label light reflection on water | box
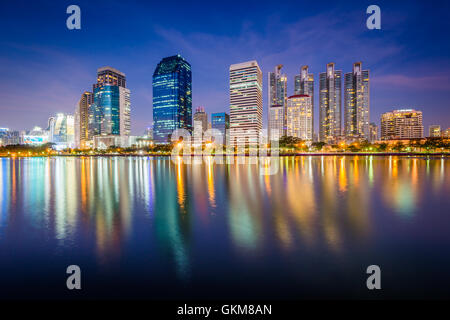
[0,156,449,299]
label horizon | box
[0,0,449,135]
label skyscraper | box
[369,122,378,142]
[75,91,93,149]
[90,67,130,140]
[211,112,230,145]
[319,63,342,143]
[344,62,370,141]
[286,95,313,141]
[193,106,208,146]
[268,105,284,139]
[193,107,208,132]
[381,109,424,140]
[268,65,287,137]
[152,55,192,143]
[229,60,262,146]
[294,66,314,137]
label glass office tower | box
[152,54,192,143]
[89,67,130,140]
[268,65,287,137]
[211,112,230,144]
[344,62,370,142]
[319,63,342,143]
[93,85,120,135]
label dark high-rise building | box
[75,91,93,148]
[152,55,192,143]
[211,112,230,145]
[319,63,342,143]
[268,65,287,137]
[344,62,370,141]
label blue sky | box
[0,0,449,134]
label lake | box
[0,156,449,299]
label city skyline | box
[0,0,449,134]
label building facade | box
[429,125,441,137]
[193,107,208,132]
[211,112,230,145]
[268,105,284,140]
[89,67,130,144]
[381,109,424,140]
[193,106,208,145]
[75,91,93,149]
[294,66,314,139]
[268,65,287,138]
[152,55,192,143]
[444,128,450,138]
[319,63,342,143]
[229,61,262,146]
[48,113,75,149]
[344,62,370,141]
[286,95,313,141]
[369,122,378,142]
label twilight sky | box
[0,0,449,135]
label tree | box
[311,142,326,151]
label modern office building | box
[0,128,9,146]
[268,105,284,139]
[294,66,314,137]
[319,63,342,143]
[193,106,208,132]
[211,112,230,145]
[152,55,192,143]
[193,106,208,145]
[75,91,93,148]
[369,122,378,142]
[429,125,441,137]
[48,113,75,149]
[89,67,130,143]
[380,109,424,140]
[144,127,153,139]
[268,65,287,137]
[444,128,450,138]
[22,126,49,145]
[344,62,370,141]
[229,60,262,146]
[4,131,21,145]
[286,94,313,141]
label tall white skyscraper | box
[294,66,314,139]
[319,63,342,143]
[268,65,287,138]
[229,61,262,146]
[344,62,370,141]
[286,95,313,141]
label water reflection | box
[0,156,449,287]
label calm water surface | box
[0,156,449,299]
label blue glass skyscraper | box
[93,85,120,135]
[152,55,192,143]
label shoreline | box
[1,152,449,158]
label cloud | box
[372,74,450,90]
